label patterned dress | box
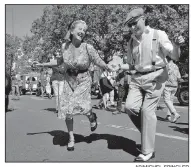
[57,42,107,120]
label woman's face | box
[71,23,87,41]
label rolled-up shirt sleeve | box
[158,30,173,57]
[158,30,180,60]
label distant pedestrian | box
[40,68,46,97]
[164,56,182,123]
[51,56,65,112]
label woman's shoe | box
[67,139,75,151]
[89,112,98,132]
[134,152,155,162]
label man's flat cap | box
[125,8,144,25]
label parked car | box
[176,77,189,106]
[20,73,40,95]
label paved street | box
[6,94,189,162]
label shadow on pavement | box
[6,108,15,113]
[168,126,189,135]
[157,116,169,122]
[43,108,57,113]
[176,122,189,125]
[173,102,181,106]
[27,130,139,157]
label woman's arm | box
[36,56,64,67]
[36,59,58,67]
[86,44,111,71]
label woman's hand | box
[107,64,120,72]
[35,63,43,67]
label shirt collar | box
[131,26,151,43]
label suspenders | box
[151,29,159,71]
[130,29,159,72]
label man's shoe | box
[67,139,75,151]
[112,110,121,115]
[134,152,155,162]
[172,114,180,123]
[165,115,171,122]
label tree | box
[6,34,22,76]
[24,5,188,73]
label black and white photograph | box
[5,3,189,163]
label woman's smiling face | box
[71,22,87,41]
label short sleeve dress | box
[58,42,107,120]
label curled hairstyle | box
[64,20,88,42]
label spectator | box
[164,56,182,123]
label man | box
[164,56,182,123]
[45,69,52,98]
[117,8,184,161]
[51,55,65,113]
[40,68,46,97]
[11,75,20,99]
[5,72,12,112]
[113,55,131,115]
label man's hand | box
[174,35,185,46]
[107,64,116,72]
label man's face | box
[128,16,145,37]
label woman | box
[36,20,113,151]
[45,70,52,98]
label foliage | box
[6,34,22,75]
[22,5,188,72]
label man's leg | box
[41,86,44,97]
[163,87,172,120]
[124,83,129,100]
[141,80,166,155]
[113,85,125,114]
[109,90,115,106]
[16,85,20,96]
[52,81,59,111]
[125,84,143,131]
[164,86,179,114]
[12,86,16,99]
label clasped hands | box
[107,64,121,72]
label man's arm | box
[158,30,184,61]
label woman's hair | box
[64,20,88,42]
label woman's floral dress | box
[57,42,108,120]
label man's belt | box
[135,67,165,75]
[67,69,88,76]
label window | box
[32,77,36,81]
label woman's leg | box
[65,117,75,150]
[103,93,107,108]
[86,109,98,132]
